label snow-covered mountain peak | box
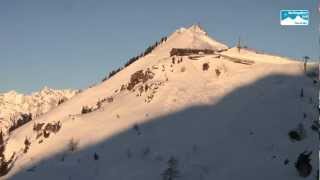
[158,25,228,52]
[175,24,207,35]
[175,27,187,33]
[1,25,318,180]
[187,24,207,34]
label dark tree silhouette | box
[237,37,241,53]
[102,35,167,82]
[162,157,180,180]
[23,137,31,153]
[8,113,32,133]
[295,151,312,177]
[202,63,209,71]
[172,57,175,64]
[0,131,15,176]
[94,152,99,160]
[288,130,301,141]
[81,106,93,114]
[133,124,141,136]
[300,88,304,98]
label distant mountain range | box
[1,25,318,180]
[0,87,78,134]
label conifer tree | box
[162,157,180,180]
[0,131,10,176]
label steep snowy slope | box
[1,25,318,180]
[0,87,78,134]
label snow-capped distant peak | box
[1,24,318,180]
[0,87,78,134]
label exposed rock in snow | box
[0,87,78,134]
[1,25,319,180]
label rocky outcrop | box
[0,87,78,134]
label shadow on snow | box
[9,73,319,180]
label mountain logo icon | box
[280,10,309,26]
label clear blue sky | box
[1,0,319,93]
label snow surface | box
[0,87,78,134]
[1,25,319,180]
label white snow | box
[158,25,228,52]
[1,25,318,180]
[0,87,78,134]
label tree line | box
[102,36,167,81]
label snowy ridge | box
[1,25,318,180]
[0,87,78,134]
[155,25,228,54]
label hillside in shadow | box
[8,73,319,180]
